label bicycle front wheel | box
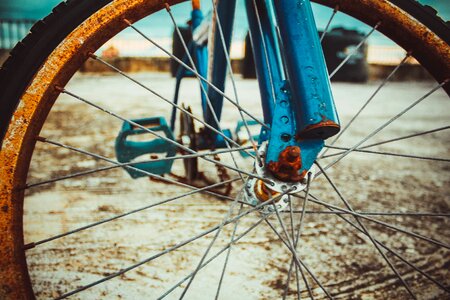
[0,0,449,299]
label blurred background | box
[0,0,448,81]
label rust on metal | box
[267,146,304,182]
[123,18,132,26]
[192,0,201,10]
[54,85,64,92]
[254,179,280,202]
[297,119,340,140]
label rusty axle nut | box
[286,146,300,162]
[267,146,304,182]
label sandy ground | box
[23,72,449,299]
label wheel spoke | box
[123,20,269,131]
[158,208,270,300]
[361,125,450,149]
[303,194,450,250]
[294,174,312,243]
[315,162,416,299]
[177,186,244,299]
[283,210,450,218]
[320,53,411,158]
[283,245,314,300]
[283,173,313,299]
[319,125,450,159]
[209,0,263,166]
[54,188,292,298]
[87,54,255,159]
[319,79,449,174]
[320,5,339,42]
[24,176,239,250]
[214,203,244,300]
[331,207,450,293]
[299,264,315,300]
[25,146,252,189]
[54,196,276,299]
[57,88,271,183]
[329,22,380,79]
[282,196,301,300]
[177,184,292,298]
[265,219,333,299]
[270,182,333,299]
[35,136,238,201]
[321,145,450,162]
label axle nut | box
[267,146,304,182]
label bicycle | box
[0,0,449,299]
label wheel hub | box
[244,142,315,213]
[267,145,305,182]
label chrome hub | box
[244,142,315,214]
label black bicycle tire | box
[0,0,113,147]
[389,0,449,45]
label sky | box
[0,0,448,22]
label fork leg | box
[261,0,340,181]
[273,0,340,140]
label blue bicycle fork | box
[246,0,340,180]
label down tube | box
[245,0,284,126]
[273,0,340,140]
[204,0,237,138]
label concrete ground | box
[23,72,449,299]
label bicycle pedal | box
[115,117,177,178]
